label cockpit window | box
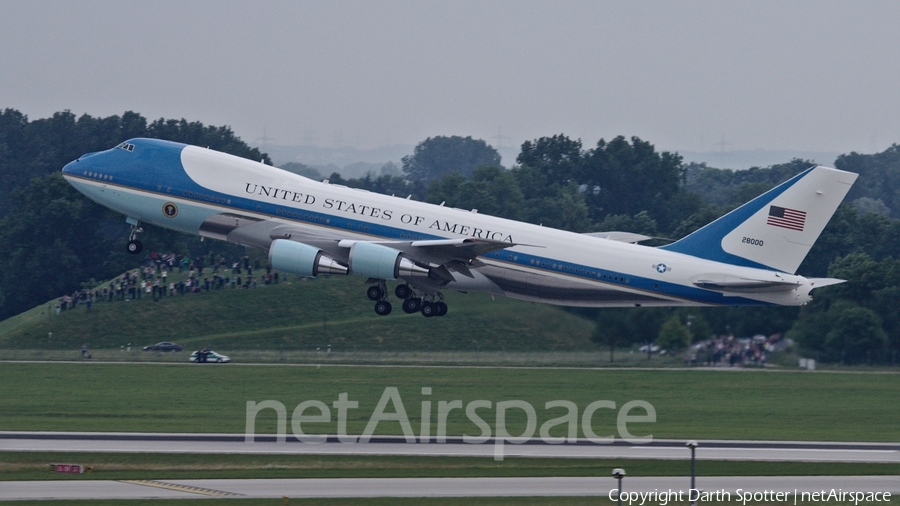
[115,142,135,152]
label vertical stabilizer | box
[662,166,858,273]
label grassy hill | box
[0,272,598,355]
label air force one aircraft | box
[62,139,858,317]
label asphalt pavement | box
[2,476,899,500]
[3,431,899,463]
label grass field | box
[3,452,899,482]
[1,363,897,440]
[0,275,600,354]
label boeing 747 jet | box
[62,139,857,317]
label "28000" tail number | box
[742,237,764,246]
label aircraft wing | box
[337,237,517,280]
[266,219,518,282]
[408,237,516,260]
[268,223,514,263]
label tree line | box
[1,109,899,363]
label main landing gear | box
[126,218,143,255]
[367,280,393,315]
[366,282,448,318]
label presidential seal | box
[162,202,179,218]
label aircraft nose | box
[61,150,105,176]
[61,159,79,174]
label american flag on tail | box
[767,205,806,231]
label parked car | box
[142,342,183,352]
[639,344,661,354]
[189,349,230,363]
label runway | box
[3,431,899,463]
[3,432,898,501]
[2,476,899,500]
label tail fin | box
[662,166,858,273]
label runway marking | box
[118,479,241,497]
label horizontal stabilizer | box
[583,231,653,243]
[692,273,801,293]
[807,278,846,289]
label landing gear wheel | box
[421,302,436,318]
[367,285,384,301]
[434,301,448,317]
[395,284,412,299]
[402,297,422,314]
[374,300,392,316]
[126,240,143,255]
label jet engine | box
[349,241,429,280]
[268,239,348,277]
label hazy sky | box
[2,0,899,155]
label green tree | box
[402,136,501,184]
[871,286,900,354]
[596,211,658,237]
[658,315,690,353]
[582,136,684,229]
[836,144,900,218]
[517,134,584,183]
[677,310,712,343]
[0,173,134,318]
[426,166,525,220]
[592,309,632,362]
[824,303,888,364]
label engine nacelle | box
[269,239,348,277]
[349,241,429,280]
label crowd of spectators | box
[55,252,282,314]
[688,334,783,367]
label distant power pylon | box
[490,127,510,150]
[254,127,276,147]
[713,134,732,153]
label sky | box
[2,0,899,158]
